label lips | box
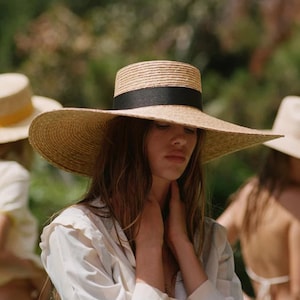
[165,152,186,163]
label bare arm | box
[166,181,207,295]
[135,199,165,292]
[217,193,251,300]
[171,239,208,295]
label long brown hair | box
[239,149,290,236]
[80,116,206,254]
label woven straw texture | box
[29,106,280,176]
[29,60,281,176]
[0,73,62,143]
[114,60,201,97]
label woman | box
[217,96,300,300]
[0,73,62,299]
[29,60,279,300]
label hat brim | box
[264,132,300,159]
[29,106,281,176]
[0,96,62,143]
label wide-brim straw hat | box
[264,95,300,159]
[29,60,281,176]
[0,73,62,143]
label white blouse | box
[40,202,243,300]
[0,160,42,285]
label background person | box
[0,73,62,300]
[217,96,300,300]
[29,60,279,300]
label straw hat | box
[0,73,62,143]
[264,96,300,159]
[29,60,281,176]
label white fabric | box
[246,267,289,300]
[0,160,42,284]
[40,202,243,300]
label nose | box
[171,128,187,146]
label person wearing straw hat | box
[217,96,300,300]
[0,73,62,300]
[29,60,280,300]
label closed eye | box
[154,122,170,129]
[184,127,197,134]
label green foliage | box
[0,0,53,69]
[29,155,89,234]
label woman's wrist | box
[171,239,208,295]
[169,236,193,259]
[135,245,164,291]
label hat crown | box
[272,96,300,140]
[114,60,202,97]
[0,73,34,126]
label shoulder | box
[278,185,300,220]
[45,205,97,230]
[40,203,121,263]
[204,217,227,247]
[205,216,225,231]
[42,204,108,242]
[221,177,257,217]
[233,177,257,203]
[201,217,235,263]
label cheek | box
[146,146,154,166]
[145,133,158,164]
[188,137,197,156]
[145,133,165,174]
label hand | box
[135,198,164,250]
[165,181,208,295]
[166,181,189,251]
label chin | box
[163,172,183,181]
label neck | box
[150,177,171,209]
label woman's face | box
[145,121,197,182]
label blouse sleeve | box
[187,219,243,300]
[41,218,170,300]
